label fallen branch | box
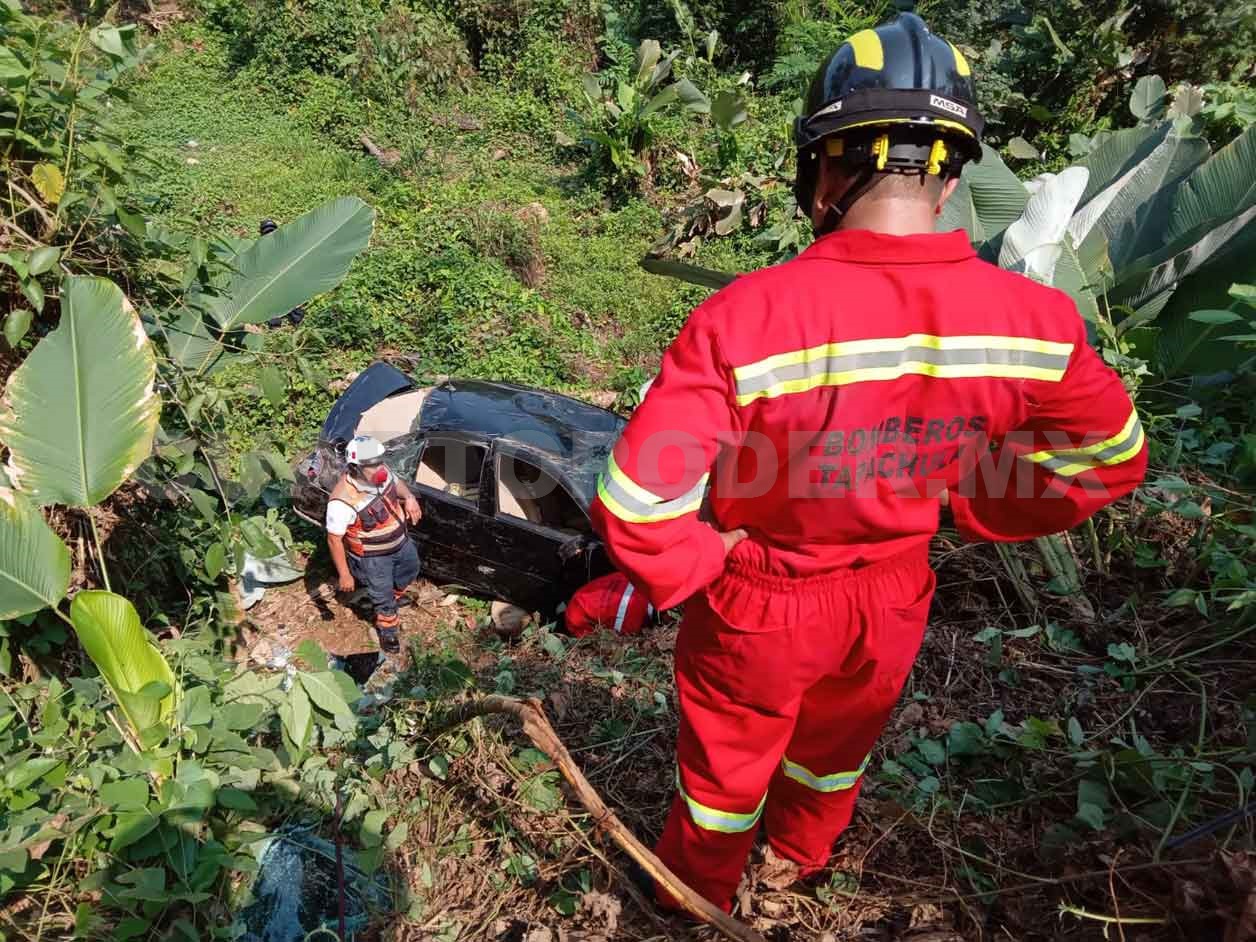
[359,134,399,168]
[1058,903,1168,928]
[436,695,766,942]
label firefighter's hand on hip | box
[405,496,422,524]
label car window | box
[415,439,487,505]
[387,436,424,481]
[495,454,591,536]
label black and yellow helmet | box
[794,10,984,222]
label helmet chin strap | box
[816,165,879,236]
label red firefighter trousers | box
[655,546,936,910]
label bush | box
[1199,80,1256,144]
[620,0,785,73]
[198,0,386,78]
[498,27,590,100]
[917,0,1255,152]
[348,6,474,105]
[563,38,713,188]
[289,71,370,149]
[764,18,846,95]
[460,203,547,287]
[0,6,151,325]
[436,0,599,78]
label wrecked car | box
[292,362,622,616]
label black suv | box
[292,362,621,615]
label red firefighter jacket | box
[564,572,654,638]
[590,228,1147,615]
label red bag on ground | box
[564,572,653,638]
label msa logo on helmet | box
[929,95,968,118]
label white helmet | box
[345,435,386,465]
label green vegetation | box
[2,0,1255,937]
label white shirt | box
[326,470,394,536]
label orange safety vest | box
[330,474,409,558]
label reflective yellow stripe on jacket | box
[732,334,1074,405]
[780,754,870,793]
[597,453,707,524]
[1021,406,1144,478]
[677,773,765,834]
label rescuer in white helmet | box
[325,435,423,653]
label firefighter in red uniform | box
[589,9,1148,912]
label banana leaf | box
[998,167,1089,283]
[1148,218,1256,375]
[70,590,179,736]
[1164,123,1256,246]
[0,276,159,508]
[209,197,375,331]
[1105,123,1210,269]
[165,307,233,374]
[1115,201,1256,310]
[1076,123,1169,205]
[0,491,70,620]
[941,144,1028,244]
[640,256,737,290]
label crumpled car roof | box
[420,379,624,506]
[320,362,625,507]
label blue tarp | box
[238,825,392,942]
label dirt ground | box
[241,543,1256,942]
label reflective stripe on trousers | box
[612,582,635,634]
[676,771,765,834]
[780,754,870,792]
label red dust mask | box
[359,464,388,486]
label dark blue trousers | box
[348,539,420,617]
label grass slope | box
[121,24,698,457]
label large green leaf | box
[639,256,736,290]
[1165,123,1256,246]
[208,197,375,331]
[635,39,662,85]
[641,82,679,118]
[1105,124,1210,268]
[1129,75,1167,123]
[1077,123,1168,204]
[1051,241,1101,322]
[165,307,228,374]
[998,167,1089,282]
[1150,223,1256,375]
[938,176,977,238]
[70,590,178,735]
[1117,201,1256,310]
[0,491,70,620]
[0,277,158,507]
[940,145,1028,244]
[1070,123,1208,269]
